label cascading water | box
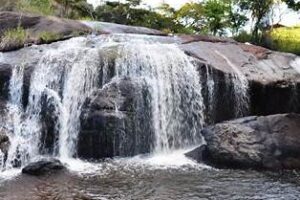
[113,42,205,153]
[2,38,101,169]
[0,34,252,172]
[4,64,24,169]
[215,50,249,117]
[203,64,216,122]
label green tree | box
[175,3,205,33]
[228,6,248,36]
[236,0,274,43]
[282,0,300,10]
[203,0,231,36]
[95,1,185,33]
[53,0,93,19]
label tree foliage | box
[203,0,231,36]
[1,0,298,48]
[235,0,275,42]
[282,0,300,10]
[94,1,187,33]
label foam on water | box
[61,149,211,177]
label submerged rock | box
[22,158,65,176]
[187,113,300,170]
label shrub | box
[234,31,253,43]
[38,31,60,43]
[17,0,54,16]
[0,27,27,49]
[268,26,300,55]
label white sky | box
[88,0,300,26]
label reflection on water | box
[1,157,300,200]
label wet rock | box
[181,40,300,122]
[78,78,154,159]
[0,131,10,161]
[188,114,300,170]
[82,21,167,36]
[0,11,91,52]
[185,145,208,163]
[0,63,12,99]
[22,158,65,176]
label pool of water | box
[1,153,300,200]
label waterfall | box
[204,65,216,122]
[0,34,253,171]
[113,42,205,153]
[5,65,24,169]
[215,50,249,117]
[2,38,101,169]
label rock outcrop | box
[180,39,300,122]
[0,19,299,162]
[82,21,167,36]
[0,11,91,51]
[78,78,154,159]
[22,158,65,176]
[186,113,300,170]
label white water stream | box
[0,34,252,176]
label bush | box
[268,26,300,55]
[0,26,27,49]
[38,31,60,43]
[17,0,54,16]
[234,31,252,43]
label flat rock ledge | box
[0,11,91,52]
[186,113,300,170]
[22,158,65,176]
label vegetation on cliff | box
[0,0,299,54]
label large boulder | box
[0,11,91,51]
[187,113,300,170]
[180,39,300,122]
[78,78,154,159]
[21,158,65,176]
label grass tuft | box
[0,26,27,49]
[38,31,60,43]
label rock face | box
[0,19,299,162]
[180,39,300,122]
[82,21,167,36]
[0,11,91,51]
[21,158,65,176]
[0,132,10,161]
[0,63,11,99]
[187,114,300,170]
[78,78,154,159]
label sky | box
[87,0,300,26]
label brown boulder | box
[187,114,300,170]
